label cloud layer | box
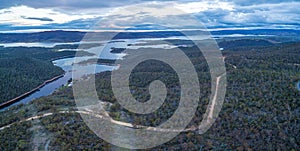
[0,0,299,31]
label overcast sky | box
[0,0,299,31]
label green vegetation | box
[77,58,116,66]
[0,46,93,104]
[0,57,63,103]
[0,39,299,150]
[0,122,32,150]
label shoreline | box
[0,73,65,109]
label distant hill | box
[211,29,300,36]
[218,39,276,50]
[0,29,299,43]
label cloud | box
[219,2,300,26]
[175,0,235,13]
[21,16,54,22]
[0,0,299,31]
[0,5,98,26]
[96,3,205,30]
[98,1,300,30]
[172,1,300,29]
[0,0,182,9]
[1,0,297,10]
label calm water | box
[1,38,191,111]
[0,41,125,111]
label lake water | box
[1,38,185,111]
[0,34,268,48]
[0,40,128,111]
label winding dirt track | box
[1,72,225,133]
[0,110,198,132]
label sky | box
[0,0,299,32]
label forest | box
[0,39,299,150]
[0,46,93,104]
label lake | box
[0,38,186,111]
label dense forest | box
[0,39,299,150]
[0,46,93,104]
